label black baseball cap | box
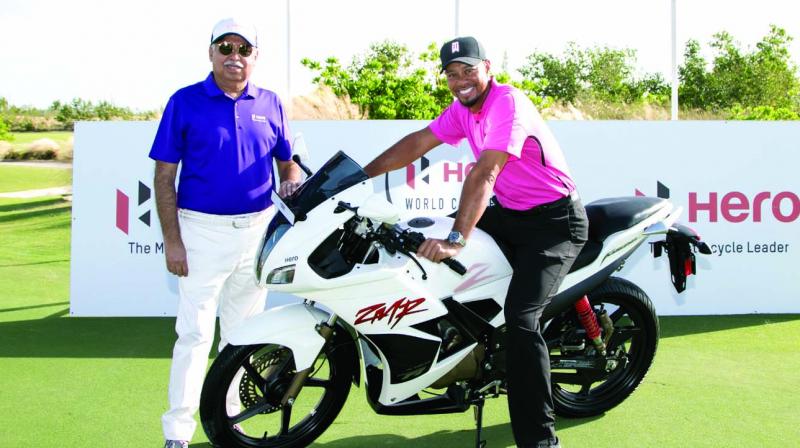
[439,36,487,72]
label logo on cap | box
[452,42,460,53]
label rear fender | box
[651,223,711,293]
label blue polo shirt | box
[149,73,292,215]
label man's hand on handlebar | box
[417,238,463,263]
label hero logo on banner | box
[635,180,670,199]
[637,181,796,258]
[688,190,799,223]
[116,181,152,234]
[115,181,163,256]
[634,181,798,224]
[383,153,474,216]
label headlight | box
[256,223,290,281]
[266,265,295,284]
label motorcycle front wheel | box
[200,341,353,448]
[546,276,659,418]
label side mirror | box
[291,133,313,177]
[358,194,401,224]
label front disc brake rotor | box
[239,347,292,413]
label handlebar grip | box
[442,257,467,276]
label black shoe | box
[534,437,561,448]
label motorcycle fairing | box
[362,330,479,405]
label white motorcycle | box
[199,151,710,448]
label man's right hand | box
[164,239,189,277]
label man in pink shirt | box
[364,36,588,448]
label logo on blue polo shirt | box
[251,114,267,123]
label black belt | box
[496,190,580,216]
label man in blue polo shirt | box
[149,17,301,448]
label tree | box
[302,41,451,119]
[585,47,635,101]
[49,98,139,130]
[518,44,667,105]
[518,43,586,103]
[0,116,12,141]
[749,25,799,109]
[678,40,709,109]
[679,25,800,113]
[0,97,11,141]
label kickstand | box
[473,398,487,448]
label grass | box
[6,131,73,146]
[0,165,72,193]
[1,171,798,447]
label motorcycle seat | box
[567,197,667,273]
[584,196,668,242]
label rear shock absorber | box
[574,296,606,356]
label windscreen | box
[284,151,369,221]
[256,151,369,280]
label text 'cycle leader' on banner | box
[70,121,799,316]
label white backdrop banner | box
[70,121,799,316]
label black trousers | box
[475,195,588,447]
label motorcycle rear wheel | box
[547,276,659,418]
[200,341,353,448]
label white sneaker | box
[163,440,188,448]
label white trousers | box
[162,207,274,441]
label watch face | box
[447,231,464,246]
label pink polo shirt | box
[429,78,576,210]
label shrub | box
[0,141,12,159]
[727,105,800,120]
[0,116,12,142]
[2,138,61,160]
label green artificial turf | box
[1,192,798,447]
[0,165,72,193]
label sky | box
[1,0,799,111]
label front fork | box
[574,296,614,355]
[280,312,339,407]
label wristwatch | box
[446,230,467,247]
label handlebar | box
[336,201,467,276]
[387,225,466,276]
[442,257,467,275]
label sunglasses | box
[216,41,254,57]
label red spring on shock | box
[574,296,606,354]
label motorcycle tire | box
[548,276,659,418]
[200,340,353,448]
